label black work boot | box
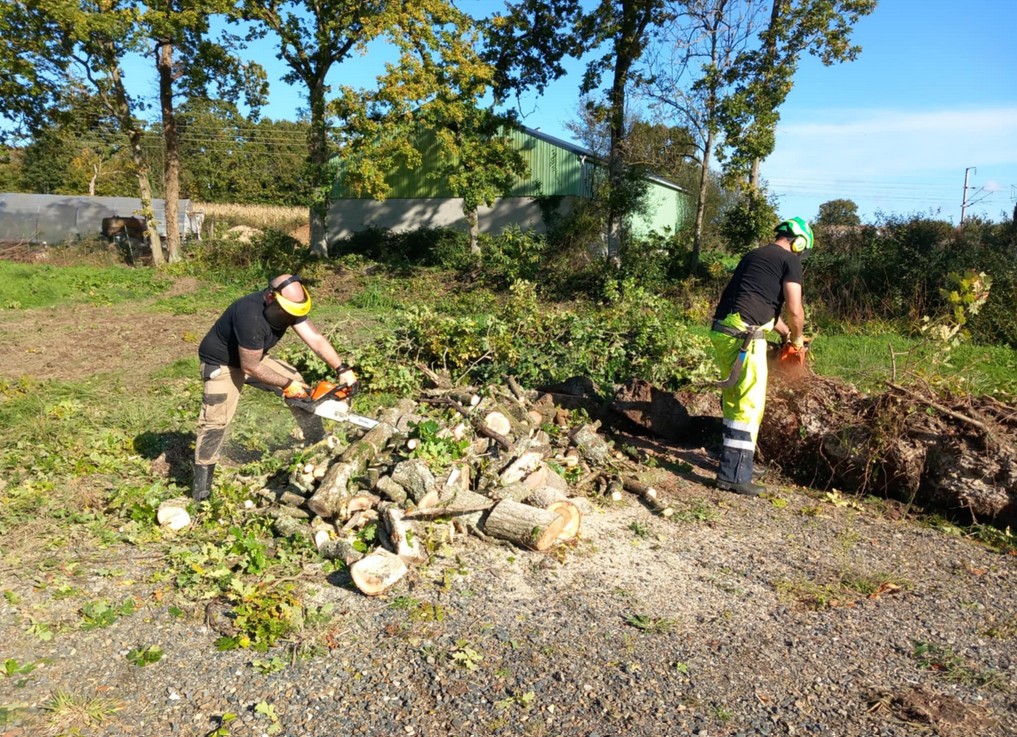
[716,443,765,497]
[192,463,215,501]
[716,479,766,497]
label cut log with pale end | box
[347,493,381,514]
[547,500,581,539]
[560,448,581,468]
[482,499,566,551]
[621,477,674,517]
[520,464,549,490]
[342,508,379,532]
[484,411,513,438]
[499,450,546,486]
[157,498,191,531]
[350,548,409,596]
[381,505,427,564]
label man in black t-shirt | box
[709,217,813,496]
[192,273,357,501]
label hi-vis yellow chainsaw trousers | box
[710,313,774,485]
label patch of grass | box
[0,261,173,310]
[623,613,674,633]
[981,614,1017,640]
[671,499,718,523]
[42,689,124,733]
[775,569,910,611]
[911,641,1007,689]
[811,331,1017,398]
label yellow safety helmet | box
[271,274,312,317]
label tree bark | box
[482,499,565,551]
[157,38,181,263]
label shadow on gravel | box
[326,567,358,592]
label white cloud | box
[766,107,1017,179]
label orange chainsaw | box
[284,380,379,429]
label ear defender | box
[775,217,814,254]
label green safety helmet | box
[775,217,814,254]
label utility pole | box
[960,166,976,224]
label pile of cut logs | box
[255,376,672,595]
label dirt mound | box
[289,223,311,245]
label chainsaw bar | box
[301,398,379,429]
[284,380,379,429]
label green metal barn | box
[326,125,691,245]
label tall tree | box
[643,0,766,265]
[240,0,388,256]
[336,3,526,253]
[486,0,669,257]
[815,197,860,226]
[1,0,166,262]
[245,0,506,256]
[719,0,876,189]
[1,0,263,263]
[580,0,669,256]
[148,0,267,261]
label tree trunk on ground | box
[483,499,565,551]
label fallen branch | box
[885,381,990,435]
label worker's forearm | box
[243,361,291,388]
[786,309,805,342]
[307,335,343,370]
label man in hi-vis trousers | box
[709,218,813,496]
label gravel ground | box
[2,465,1015,737]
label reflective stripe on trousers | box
[711,313,774,484]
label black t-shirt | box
[713,243,803,326]
[198,290,306,367]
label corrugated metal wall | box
[332,128,588,200]
[328,125,692,242]
[0,194,193,245]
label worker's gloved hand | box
[779,340,808,366]
[336,365,358,392]
[283,380,310,399]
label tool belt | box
[711,320,766,341]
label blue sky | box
[129,0,1017,225]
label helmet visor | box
[272,276,312,317]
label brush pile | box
[760,373,1017,526]
[253,375,673,595]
